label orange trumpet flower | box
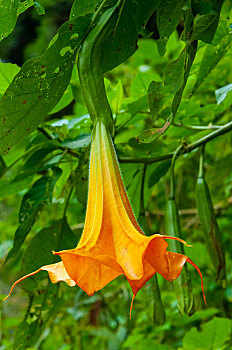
[4,121,206,315]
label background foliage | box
[0,0,232,349]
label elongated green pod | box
[165,145,195,315]
[165,199,195,315]
[195,150,226,286]
[78,5,118,134]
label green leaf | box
[128,95,148,115]
[0,0,19,41]
[17,0,35,15]
[0,62,20,97]
[0,0,39,42]
[33,2,45,15]
[148,81,166,119]
[215,83,232,104]
[70,0,98,18]
[0,174,34,199]
[101,0,161,73]
[183,317,232,350]
[136,120,171,144]
[21,217,76,276]
[192,19,232,93]
[111,80,123,115]
[48,83,74,114]
[127,169,143,218]
[164,50,186,94]
[156,0,183,55]
[148,160,171,188]
[0,155,6,177]
[61,134,91,149]
[192,13,219,43]
[0,15,90,154]
[5,167,62,261]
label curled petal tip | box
[187,257,207,307]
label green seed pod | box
[165,145,195,315]
[78,6,117,134]
[165,199,195,315]
[195,149,226,286]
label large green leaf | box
[0,0,38,42]
[0,62,20,97]
[0,0,19,41]
[101,0,161,73]
[183,317,232,350]
[156,0,183,55]
[192,19,232,94]
[0,15,90,154]
[5,167,62,261]
[70,0,98,18]
[21,217,76,276]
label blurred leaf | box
[112,80,123,115]
[5,167,62,261]
[148,160,171,188]
[33,2,45,15]
[128,95,148,115]
[0,15,90,154]
[127,169,143,218]
[0,62,20,96]
[21,217,76,275]
[183,317,232,350]
[215,83,232,104]
[0,155,6,176]
[61,134,91,149]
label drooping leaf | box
[156,0,183,55]
[5,167,62,261]
[0,16,90,154]
[192,13,220,43]
[164,50,186,94]
[70,0,98,19]
[192,19,232,94]
[101,0,161,73]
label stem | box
[170,145,182,200]
[63,187,74,219]
[198,144,205,179]
[173,123,221,130]
[119,121,232,164]
[140,164,147,216]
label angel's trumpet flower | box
[4,121,206,315]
